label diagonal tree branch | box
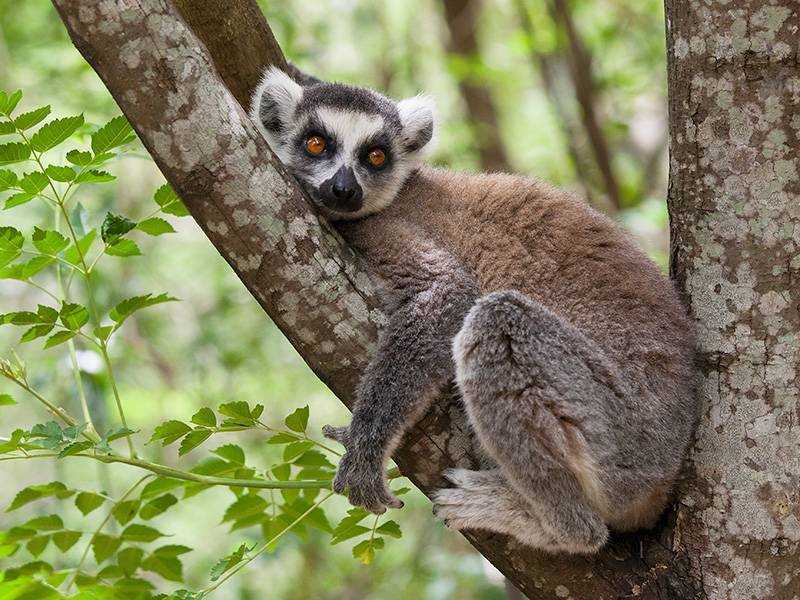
[52,1,798,598]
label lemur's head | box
[250,67,436,220]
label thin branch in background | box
[547,0,621,212]
[441,0,511,172]
[513,0,598,207]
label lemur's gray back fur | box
[249,67,698,553]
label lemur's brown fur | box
[338,166,696,532]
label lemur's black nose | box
[331,166,359,200]
[332,182,355,200]
[321,165,363,212]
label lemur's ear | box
[250,67,303,142]
[397,95,437,154]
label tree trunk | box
[440,0,511,172]
[665,0,800,597]
[51,0,799,597]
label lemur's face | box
[250,68,436,220]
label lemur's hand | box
[323,424,403,514]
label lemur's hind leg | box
[435,290,631,553]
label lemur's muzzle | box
[319,165,363,213]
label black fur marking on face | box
[358,131,394,173]
[297,83,403,131]
[259,94,285,134]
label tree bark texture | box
[51,0,799,598]
[441,0,511,172]
[665,0,800,597]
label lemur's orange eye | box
[306,135,326,155]
[367,148,386,168]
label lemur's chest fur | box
[337,166,692,384]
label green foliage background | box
[0,1,669,598]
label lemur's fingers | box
[322,424,350,446]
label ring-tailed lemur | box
[250,67,698,553]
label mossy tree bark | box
[51,0,799,597]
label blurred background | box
[0,0,669,598]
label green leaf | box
[284,406,309,433]
[154,544,191,557]
[75,491,106,515]
[190,407,216,428]
[267,432,298,445]
[136,217,175,236]
[94,324,113,341]
[113,500,141,525]
[0,310,39,325]
[74,169,115,184]
[53,530,82,552]
[0,429,25,454]
[26,535,50,557]
[66,149,92,166]
[101,212,137,244]
[109,293,177,325]
[105,426,136,442]
[19,171,48,193]
[209,543,248,581]
[139,494,178,520]
[178,429,212,456]
[140,478,184,500]
[105,238,141,257]
[0,225,23,268]
[153,183,189,216]
[60,302,89,329]
[44,329,76,348]
[30,115,84,153]
[218,401,254,423]
[375,520,402,538]
[283,440,314,462]
[27,421,64,448]
[32,227,69,254]
[0,120,14,135]
[212,444,245,465]
[117,546,144,577]
[0,168,18,190]
[20,323,55,343]
[92,116,136,154]
[0,393,16,406]
[21,514,63,531]
[92,534,121,563]
[121,524,164,543]
[4,191,35,209]
[352,537,384,564]
[45,164,76,182]
[7,481,72,511]
[0,141,30,165]
[14,106,51,130]
[331,507,371,544]
[0,89,23,115]
[63,229,96,265]
[141,553,184,582]
[149,420,191,446]
[58,440,93,457]
[222,494,268,523]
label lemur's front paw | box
[332,452,403,514]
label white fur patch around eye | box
[249,67,303,160]
[315,107,385,159]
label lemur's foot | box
[433,468,600,553]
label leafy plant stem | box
[64,473,154,592]
[202,490,336,597]
[99,341,136,458]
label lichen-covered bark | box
[51,1,799,598]
[666,1,800,597]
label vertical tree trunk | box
[666,0,800,597]
[441,0,511,172]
